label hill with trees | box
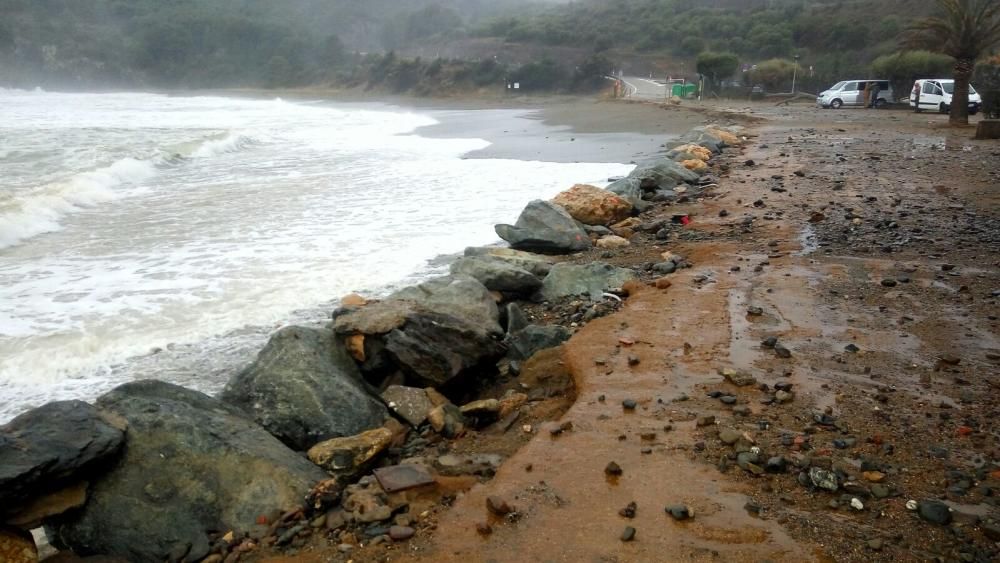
[2,0,994,96]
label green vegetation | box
[696,52,740,94]
[0,0,542,89]
[747,58,797,91]
[3,0,996,98]
[473,0,947,92]
[904,0,1000,124]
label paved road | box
[620,76,670,100]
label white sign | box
[513,83,520,89]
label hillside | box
[0,0,948,91]
[469,0,937,88]
[0,0,555,88]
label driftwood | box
[772,92,818,106]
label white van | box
[816,80,893,109]
[909,79,982,114]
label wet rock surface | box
[48,380,327,562]
[494,200,592,253]
[220,326,388,451]
[0,401,125,516]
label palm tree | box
[905,0,1000,125]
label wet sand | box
[250,100,999,563]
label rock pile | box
[0,122,739,562]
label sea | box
[0,89,634,422]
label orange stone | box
[654,277,673,289]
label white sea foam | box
[0,158,158,249]
[0,91,635,422]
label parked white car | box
[816,80,893,109]
[909,79,982,114]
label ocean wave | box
[189,133,258,158]
[0,158,158,250]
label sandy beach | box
[243,98,1000,563]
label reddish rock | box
[551,184,632,226]
[0,526,36,563]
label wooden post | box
[975,120,1000,140]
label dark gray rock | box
[388,275,501,335]
[0,401,125,516]
[605,178,651,212]
[916,499,952,525]
[220,326,387,451]
[333,275,502,387]
[462,247,552,278]
[540,262,637,301]
[380,386,433,427]
[665,504,692,520]
[494,200,591,254]
[449,257,541,294]
[808,467,840,491]
[504,303,530,335]
[384,311,503,386]
[507,325,572,361]
[48,381,326,563]
[628,159,699,188]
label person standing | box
[862,81,871,108]
[869,81,882,108]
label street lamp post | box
[791,54,800,94]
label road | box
[620,75,670,100]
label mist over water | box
[0,90,633,422]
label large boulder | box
[47,381,327,563]
[540,262,638,301]
[384,311,504,386]
[494,200,591,254]
[627,159,699,188]
[220,326,388,451]
[333,275,504,387]
[388,275,501,335]
[463,246,553,277]
[0,401,125,519]
[449,257,542,294]
[550,184,633,226]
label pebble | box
[774,343,792,358]
[695,415,716,427]
[619,501,637,518]
[844,344,860,353]
[627,355,641,366]
[389,526,415,541]
[747,306,764,316]
[665,504,692,520]
[867,538,883,551]
[881,278,897,287]
[761,336,777,348]
[476,522,493,535]
[605,461,623,476]
[622,399,637,410]
[620,526,636,542]
[486,496,512,516]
